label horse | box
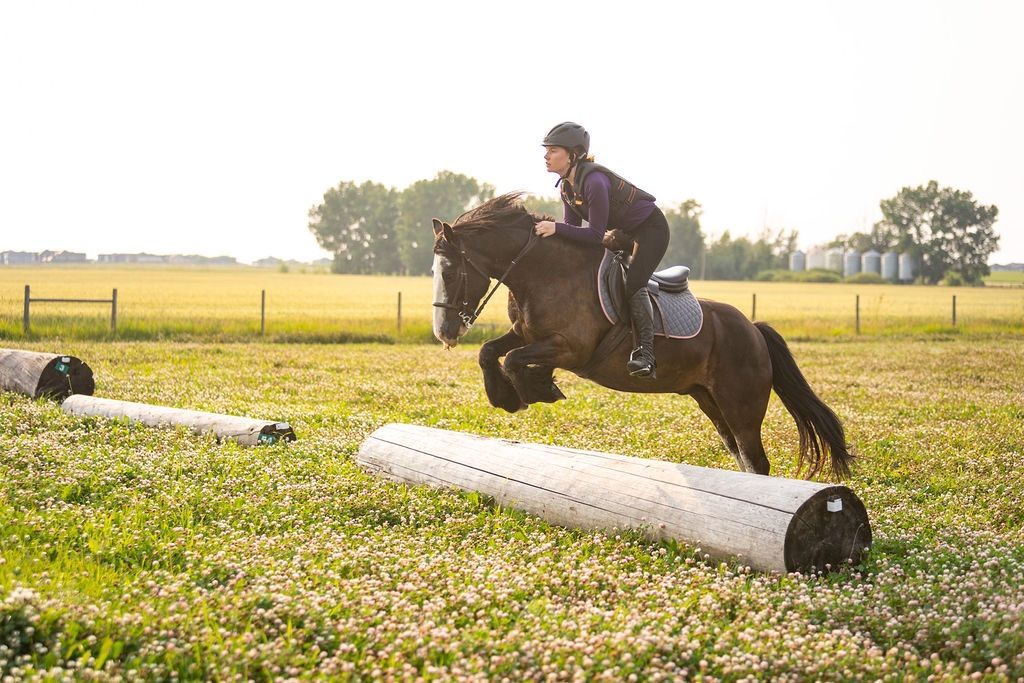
[431,193,853,480]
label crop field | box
[2,265,1023,341]
[2,334,1024,680]
[986,270,1024,287]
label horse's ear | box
[431,219,444,236]
[442,222,455,241]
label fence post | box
[952,295,957,326]
[397,292,402,335]
[751,293,756,320]
[855,294,860,335]
[111,288,118,334]
[261,289,266,336]
[23,285,30,334]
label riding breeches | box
[623,207,670,296]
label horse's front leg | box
[479,328,527,413]
[503,335,575,406]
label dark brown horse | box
[432,193,853,480]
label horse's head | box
[431,193,540,348]
[431,219,491,348]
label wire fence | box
[6,279,1022,342]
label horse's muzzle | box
[435,323,467,349]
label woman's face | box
[544,146,572,176]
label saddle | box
[598,251,704,339]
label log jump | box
[0,348,94,399]
[61,395,296,446]
[357,423,871,573]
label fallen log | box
[60,395,296,446]
[0,348,94,399]
[357,423,871,573]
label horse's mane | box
[451,192,547,233]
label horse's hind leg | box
[700,382,772,476]
[690,386,740,461]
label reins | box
[433,230,540,329]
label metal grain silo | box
[826,248,844,273]
[861,249,881,275]
[898,253,916,282]
[843,250,861,277]
[881,251,899,280]
[789,250,806,272]
[807,247,826,270]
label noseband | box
[433,231,539,328]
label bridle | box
[433,230,539,329]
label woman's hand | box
[534,220,556,238]
[602,229,634,252]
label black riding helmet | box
[542,122,590,156]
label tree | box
[834,231,876,253]
[396,171,495,275]
[660,199,705,270]
[308,181,401,274]
[704,232,752,280]
[702,228,793,280]
[521,195,562,219]
[763,227,799,270]
[877,181,999,284]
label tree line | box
[309,173,998,282]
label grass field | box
[2,337,1023,680]
[2,265,1024,341]
[985,270,1024,287]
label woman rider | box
[534,122,669,379]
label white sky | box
[1,0,1022,265]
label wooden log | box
[357,424,872,574]
[0,348,95,399]
[60,395,296,446]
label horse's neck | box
[504,236,600,300]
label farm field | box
[986,270,1024,287]
[2,265,1024,341]
[2,337,1023,680]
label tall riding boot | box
[626,289,657,379]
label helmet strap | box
[559,152,581,185]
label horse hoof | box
[491,393,527,413]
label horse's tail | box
[754,322,854,481]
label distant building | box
[0,250,40,265]
[788,250,806,271]
[825,248,844,273]
[40,250,87,263]
[861,250,881,275]
[881,251,899,281]
[898,253,916,282]
[843,250,861,277]
[167,254,238,265]
[98,253,169,263]
[806,247,826,270]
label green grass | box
[3,265,1023,341]
[2,338,1023,680]
[985,270,1024,287]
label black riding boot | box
[626,289,657,379]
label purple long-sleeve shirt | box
[554,171,657,244]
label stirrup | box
[627,347,656,378]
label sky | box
[1,1,1022,265]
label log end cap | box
[784,486,872,573]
